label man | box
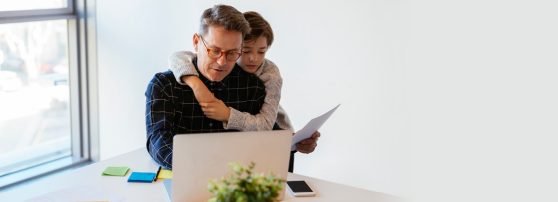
[145,4,318,170]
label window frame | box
[0,0,98,189]
[0,0,73,22]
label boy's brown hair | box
[243,11,274,47]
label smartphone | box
[286,180,316,197]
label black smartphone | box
[286,180,316,197]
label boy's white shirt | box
[168,51,293,131]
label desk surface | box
[10,149,400,202]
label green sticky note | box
[102,166,130,176]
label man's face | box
[194,26,243,82]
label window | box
[0,0,95,188]
[0,0,68,12]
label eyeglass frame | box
[197,34,242,62]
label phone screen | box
[287,181,313,192]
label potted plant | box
[208,162,285,202]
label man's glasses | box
[198,34,242,62]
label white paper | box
[291,104,340,150]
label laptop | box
[170,130,292,202]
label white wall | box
[408,1,558,201]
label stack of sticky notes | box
[102,166,130,176]
[157,169,173,180]
[127,172,157,183]
[102,165,170,183]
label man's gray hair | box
[199,4,251,37]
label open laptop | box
[170,130,292,202]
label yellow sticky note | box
[157,169,173,179]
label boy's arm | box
[275,105,294,131]
[184,77,216,103]
[224,60,282,131]
[168,51,215,103]
[168,51,198,85]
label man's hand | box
[200,99,230,122]
[296,131,320,154]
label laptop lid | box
[171,130,292,202]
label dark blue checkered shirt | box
[145,60,266,169]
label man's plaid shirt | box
[145,62,266,169]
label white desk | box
[12,149,401,201]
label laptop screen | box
[171,130,292,202]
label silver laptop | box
[171,130,292,202]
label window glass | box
[0,20,71,177]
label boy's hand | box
[200,99,230,122]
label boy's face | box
[237,36,268,74]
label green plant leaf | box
[208,162,284,202]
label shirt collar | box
[192,57,228,92]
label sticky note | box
[102,166,130,176]
[157,169,173,179]
[127,172,156,183]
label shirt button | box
[209,123,213,127]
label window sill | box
[0,155,90,189]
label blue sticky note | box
[127,172,157,183]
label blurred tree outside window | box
[0,0,90,188]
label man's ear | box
[192,34,199,52]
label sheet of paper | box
[102,166,129,176]
[291,104,340,150]
[157,169,173,179]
